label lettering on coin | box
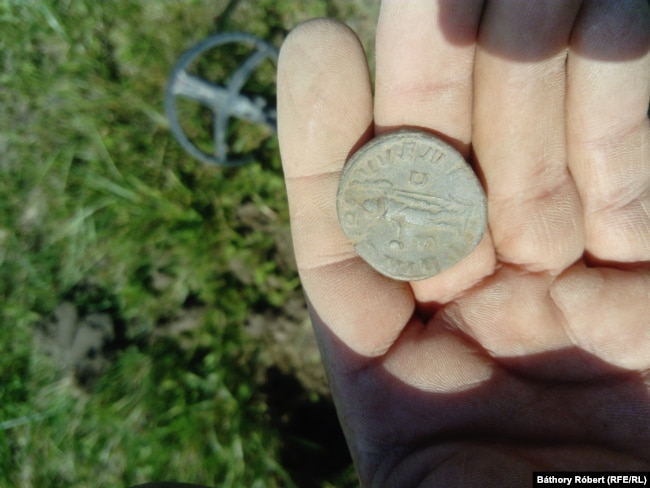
[336,129,487,281]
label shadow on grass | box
[261,366,353,487]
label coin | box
[336,129,487,281]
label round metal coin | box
[336,129,487,281]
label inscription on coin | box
[336,129,487,281]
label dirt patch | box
[245,294,329,396]
[35,301,120,389]
[234,204,352,485]
[233,201,330,395]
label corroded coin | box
[337,129,487,281]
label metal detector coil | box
[165,33,278,167]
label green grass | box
[0,1,376,486]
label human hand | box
[277,1,650,486]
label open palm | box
[277,1,650,486]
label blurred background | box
[0,1,378,486]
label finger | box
[277,19,414,357]
[374,0,485,151]
[440,266,584,381]
[375,0,495,303]
[551,265,650,371]
[382,316,494,392]
[473,0,585,273]
[410,232,495,309]
[567,0,650,263]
